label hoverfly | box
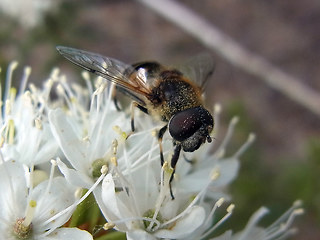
[56,46,214,199]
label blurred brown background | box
[0,0,319,239]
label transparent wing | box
[178,53,215,90]
[56,46,151,105]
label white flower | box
[48,76,174,228]
[101,169,207,240]
[44,65,301,239]
[0,160,92,240]
[48,81,132,189]
[95,104,253,238]
[0,62,58,167]
[47,71,263,240]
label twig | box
[137,0,320,117]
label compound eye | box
[169,107,203,142]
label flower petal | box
[49,109,90,172]
[31,177,78,230]
[126,229,156,240]
[57,159,93,188]
[43,227,93,240]
[154,206,206,239]
[98,173,132,231]
[0,161,27,225]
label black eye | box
[168,106,213,142]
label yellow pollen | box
[34,118,43,130]
[210,168,220,180]
[216,198,225,207]
[112,126,127,140]
[112,139,118,155]
[22,200,37,228]
[9,87,17,101]
[92,158,108,178]
[103,222,115,230]
[70,96,77,103]
[294,208,305,215]
[13,218,32,239]
[227,204,235,213]
[151,130,157,137]
[0,136,5,148]
[101,165,108,174]
[5,100,11,115]
[110,156,118,166]
[8,119,15,144]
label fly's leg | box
[127,102,148,138]
[108,85,122,111]
[158,126,181,199]
[169,144,182,200]
[182,153,194,164]
[158,125,168,166]
[113,94,122,111]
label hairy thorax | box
[148,70,203,122]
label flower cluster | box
[0,62,303,239]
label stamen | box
[149,162,171,231]
[211,103,222,139]
[56,83,73,111]
[112,139,118,155]
[9,87,17,104]
[213,116,239,159]
[92,158,108,178]
[101,165,108,174]
[35,160,57,211]
[103,222,115,230]
[93,81,108,96]
[18,66,31,96]
[233,133,256,158]
[50,67,60,81]
[227,204,235,213]
[13,218,33,239]
[22,200,37,226]
[8,119,15,144]
[4,61,18,111]
[81,71,92,92]
[75,188,83,199]
[0,137,4,148]
[112,126,128,140]
[267,200,302,231]
[265,203,304,240]
[29,83,37,95]
[32,160,57,211]
[210,167,221,180]
[214,148,225,159]
[201,203,235,239]
[40,169,107,237]
[214,103,222,114]
[110,156,118,166]
[203,198,225,227]
[161,182,210,228]
[59,75,77,103]
[45,78,54,91]
[143,209,163,230]
[236,207,269,240]
[111,216,161,230]
[5,99,11,116]
[34,117,43,130]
